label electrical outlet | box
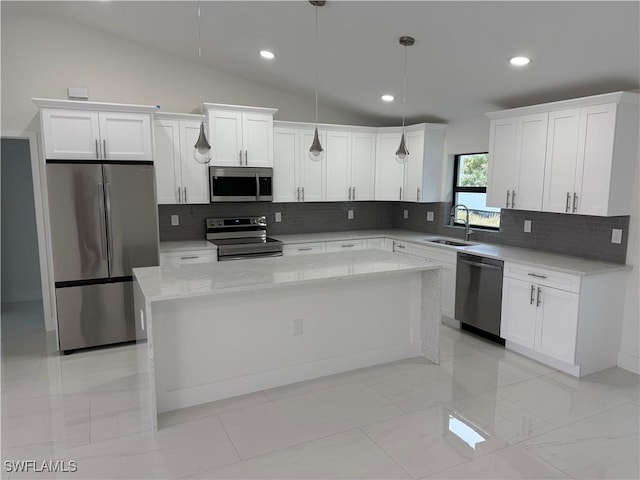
[404,209,409,219]
[348,209,354,220]
[275,212,282,223]
[426,211,434,222]
[612,228,623,244]
[293,319,303,336]
[524,220,531,233]
[170,215,179,226]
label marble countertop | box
[159,241,217,253]
[134,249,441,302]
[272,229,630,277]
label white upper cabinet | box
[325,129,352,201]
[37,100,154,161]
[154,114,209,204]
[486,113,547,211]
[350,131,376,201]
[298,128,326,202]
[375,124,446,202]
[273,127,299,203]
[488,91,639,216]
[204,104,277,167]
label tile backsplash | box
[159,201,630,264]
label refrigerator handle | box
[105,183,114,263]
[97,183,108,260]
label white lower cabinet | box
[160,250,218,267]
[365,238,386,251]
[325,239,367,252]
[282,242,326,256]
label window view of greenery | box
[453,153,501,229]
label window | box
[452,153,500,229]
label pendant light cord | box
[314,4,319,127]
[401,43,408,130]
[198,1,204,116]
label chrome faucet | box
[450,204,474,241]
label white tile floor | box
[2,300,639,479]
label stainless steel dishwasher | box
[455,252,504,342]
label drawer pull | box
[396,244,405,249]
[341,244,355,248]
[180,256,199,260]
[536,287,542,307]
[297,247,313,251]
[527,272,547,279]
[530,285,535,305]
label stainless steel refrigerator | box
[46,162,159,353]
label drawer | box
[283,242,327,256]
[408,243,457,264]
[326,239,367,252]
[160,250,218,267]
[365,237,386,251]
[505,262,581,293]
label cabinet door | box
[298,129,326,202]
[242,112,273,167]
[512,113,547,211]
[273,127,299,202]
[487,118,517,208]
[179,121,209,204]
[41,109,100,160]
[325,130,352,201]
[501,277,536,348]
[209,110,243,166]
[153,119,181,204]
[575,104,617,216]
[543,109,581,213]
[375,133,405,201]
[404,130,425,203]
[537,286,579,364]
[365,238,386,250]
[99,112,152,161]
[351,132,376,201]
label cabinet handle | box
[245,150,248,166]
[536,287,542,307]
[506,190,511,208]
[301,187,305,201]
[239,150,243,165]
[417,187,420,202]
[565,192,571,212]
[341,244,355,248]
[95,139,100,159]
[296,187,300,201]
[396,244,405,250]
[530,285,535,305]
[348,187,352,201]
[184,187,187,203]
[103,139,107,160]
[511,190,516,208]
[352,186,355,200]
[298,247,313,251]
[527,272,547,279]
[572,193,578,213]
[177,187,182,203]
[399,187,402,200]
[180,256,199,260]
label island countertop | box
[133,249,441,302]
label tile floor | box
[2,300,639,479]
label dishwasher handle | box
[458,258,503,271]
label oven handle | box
[219,252,283,261]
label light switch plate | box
[404,209,409,219]
[347,209,354,220]
[170,215,179,226]
[275,212,282,223]
[426,211,434,222]
[612,228,623,244]
[524,220,531,233]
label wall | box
[0,15,375,134]
[1,139,42,303]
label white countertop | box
[159,240,217,253]
[272,229,630,277]
[134,249,441,302]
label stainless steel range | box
[206,216,283,261]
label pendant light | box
[308,1,325,162]
[395,35,415,164]
[193,1,212,164]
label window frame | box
[452,152,499,231]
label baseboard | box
[617,351,640,374]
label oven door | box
[209,167,272,202]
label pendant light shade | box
[193,1,212,164]
[308,0,325,162]
[395,35,414,164]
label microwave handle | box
[255,173,260,200]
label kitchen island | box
[133,249,441,430]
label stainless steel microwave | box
[209,167,273,202]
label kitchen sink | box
[424,238,471,247]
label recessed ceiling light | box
[381,94,395,102]
[509,56,531,66]
[260,50,276,60]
